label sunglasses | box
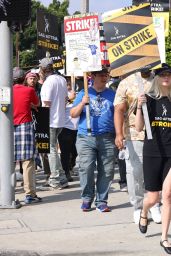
[159,72,171,77]
[95,73,109,77]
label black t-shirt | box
[143,95,171,157]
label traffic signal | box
[0,0,31,22]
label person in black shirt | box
[135,64,171,254]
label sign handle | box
[83,72,91,136]
[135,73,152,140]
[71,73,75,91]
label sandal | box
[160,240,171,254]
[139,210,148,234]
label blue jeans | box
[48,128,67,182]
[76,133,116,207]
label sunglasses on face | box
[95,73,109,77]
[159,72,171,77]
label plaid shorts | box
[14,122,39,163]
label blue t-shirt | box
[72,87,115,135]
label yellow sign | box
[108,24,156,63]
[102,3,161,77]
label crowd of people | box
[12,59,171,254]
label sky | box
[40,0,132,14]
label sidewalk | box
[0,170,168,256]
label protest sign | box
[102,3,161,77]
[37,9,63,70]
[32,107,50,153]
[153,16,166,63]
[64,13,102,76]
[99,23,110,66]
[132,0,170,36]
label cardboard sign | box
[153,16,166,63]
[37,8,63,70]
[99,23,110,66]
[32,107,50,153]
[132,0,170,36]
[102,4,161,77]
[64,13,102,76]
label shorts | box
[143,156,171,191]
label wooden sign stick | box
[71,73,75,91]
[135,73,152,139]
[83,72,91,136]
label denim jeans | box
[76,133,116,207]
[125,140,145,210]
[48,127,67,182]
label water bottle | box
[118,140,126,160]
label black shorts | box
[143,156,171,191]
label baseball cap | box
[39,58,53,68]
[155,63,171,76]
[91,66,109,75]
[13,67,25,80]
[139,65,152,73]
[25,72,38,79]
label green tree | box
[48,0,69,21]
[166,11,171,66]
[14,0,70,68]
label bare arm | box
[31,101,40,112]
[68,91,76,101]
[70,95,89,118]
[135,94,146,132]
[42,101,51,108]
[114,102,127,150]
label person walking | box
[13,67,42,204]
[24,71,51,177]
[114,68,161,224]
[40,57,68,189]
[135,64,171,254]
[70,67,116,212]
[58,76,79,182]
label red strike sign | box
[64,16,98,33]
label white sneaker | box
[150,203,161,224]
[133,209,141,224]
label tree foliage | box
[14,0,70,68]
[14,2,171,68]
[166,11,171,66]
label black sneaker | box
[66,174,74,182]
[120,183,128,192]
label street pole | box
[81,0,89,13]
[0,21,19,208]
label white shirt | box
[65,103,79,130]
[41,74,67,128]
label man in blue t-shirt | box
[70,67,116,212]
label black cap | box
[155,63,171,76]
[91,66,109,75]
[139,65,152,73]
